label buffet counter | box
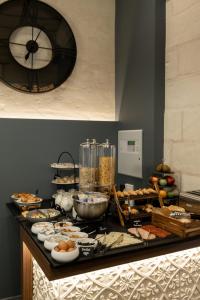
[8,203,200,300]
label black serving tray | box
[7,200,183,268]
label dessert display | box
[52,176,79,185]
[96,232,142,249]
[44,234,69,251]
[51,240,79,263]
[26,209,60,222]
[31,222,54,235]
[51,163,79,169]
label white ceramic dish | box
[51,245,79,263]
[65,232,88,241]
[61,226,81,235]
[37,229,55,242]
[44,235,69,251]
[54,221,73,231]
[31,222,54,235]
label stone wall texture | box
[165,0,200,191]
[0,0,115,121]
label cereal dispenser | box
[98,139,116,192]
[79,139,99,191]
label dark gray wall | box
[0,0,166,298]
[116,0,165,187]
[0,119,117,299]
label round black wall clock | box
[0,0,77,93]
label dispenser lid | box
[80,139,99,147]
[99,139,115,148]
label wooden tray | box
[152,212,200,238]
[179,197,200,214]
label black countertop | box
[7,201,200,280]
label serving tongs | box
[170,211,200,220]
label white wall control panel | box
[118,130,143,178]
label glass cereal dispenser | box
[79,139,99,191]
[98,139,116,192]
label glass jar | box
[79,139,99,191]
[98,139,116,192]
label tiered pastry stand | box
[51,151,79,191]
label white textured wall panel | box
[33,247,200,300]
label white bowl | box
[65,231,88,241]
[61,226,80,235]
[44,234,69,251]
[51,245,79,263]
[31,222,53,235]
[54,221,73,232]
[37,229,55,242]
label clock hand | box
[25,29,41,60]
[9,42,26,47]
[25,51,31,60]
[25,26,34,60]
[34,29,41,42]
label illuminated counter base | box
[32,247,200,300]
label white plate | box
[50,163,79,169]
[14,198,43,207]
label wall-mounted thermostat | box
[118,130,143,178]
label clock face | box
[0,0,77,93]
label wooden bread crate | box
[152,212,200,238]
[179,197,200,214]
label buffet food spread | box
[8,142,200,268]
